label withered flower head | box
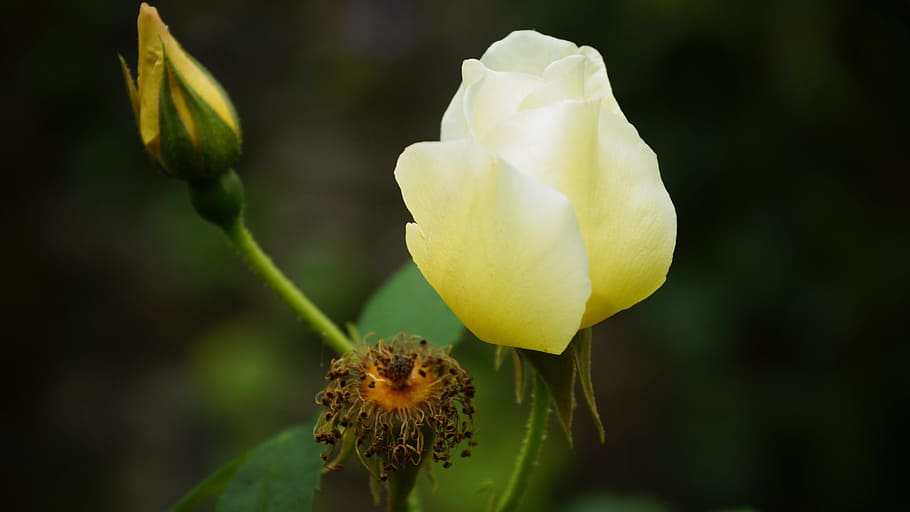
[315,334,476,479]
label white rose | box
[394,31,677,354]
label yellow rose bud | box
[394,31,677,354]
[119,3,241,180]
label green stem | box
[387,464,421,512]
[494,374,550,512]
[224,219,354,356]
[405,491,423,512]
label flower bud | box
[119,3,241,180]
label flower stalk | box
[222,213,354,357]
[494,374,550,512]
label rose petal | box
[484,98,601,192]
[518,54,587,110]
[486,100,676,326]
[441,59,541,142]
[459,59,542,141]
[577,46,622,115]
[395,140,591,354]
[582,106,676,326]
[480,30,578,76]
[137,4,167,151]
[440,83,468,141]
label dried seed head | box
[314,334,476,473]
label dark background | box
[6,0,909,510]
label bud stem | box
[386,458,423,512]
[210,197,354,356]
[494,374,550,512]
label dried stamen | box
[314,334,476,474]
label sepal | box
[117,54,139,129]
[519,328,606,445]
[158,50,241,180]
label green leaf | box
[357,261,464,347]
[520,344,577,446]
[170,453,251,512]
[573,328,605,443]
[216,421,323,512]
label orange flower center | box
[361,357,437,411]
[314,335,476,474]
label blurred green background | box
[6,0,909,510]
